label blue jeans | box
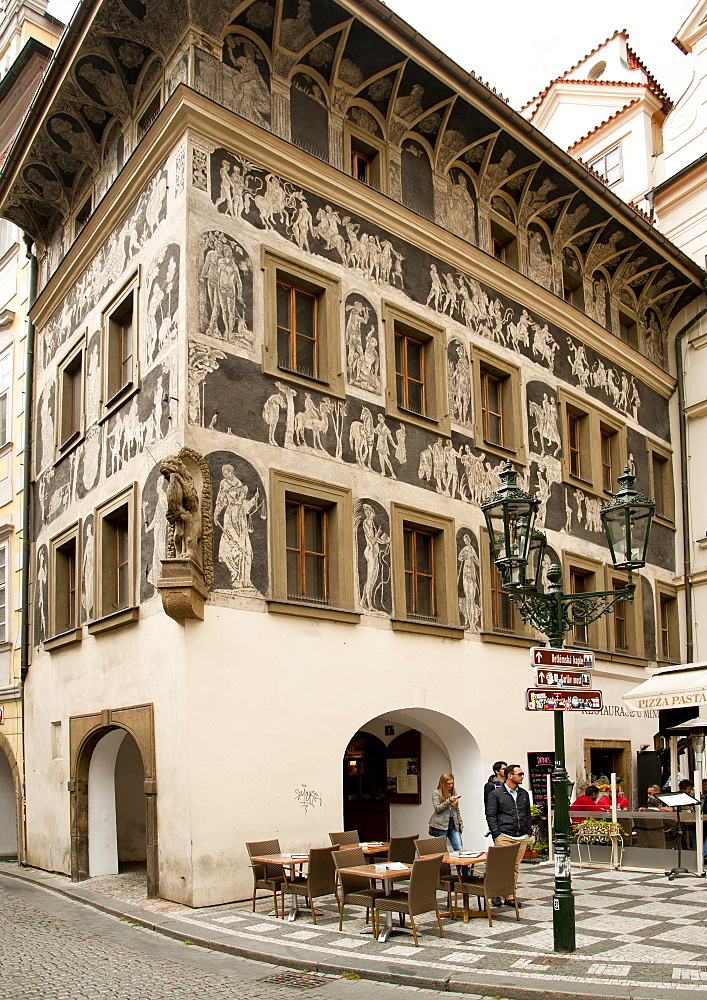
[447,827,463,851]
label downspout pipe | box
[675,288,707,664]
[19,233,36,865]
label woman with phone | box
[429,772,463,850]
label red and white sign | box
[530,647,594,669]
[534,668,592,689]
[0,706,4,724]
[525,688,603,712]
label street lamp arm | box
[504,581,635,649]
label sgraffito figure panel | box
[354,498,391,615]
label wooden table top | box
[336,862,412,880]
[249,853,310,866]
[338,842,389,854]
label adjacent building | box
[0,0,62,861]
[0,0,703,904]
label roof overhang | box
[623,662,707,712]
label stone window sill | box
[391,617,464,640]
[87,607,140,635]
[44,628,82,651]
[266,599,360,624]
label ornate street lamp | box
[481,462,655,954]
[601,467,655,570]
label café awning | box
[623,662,707,712]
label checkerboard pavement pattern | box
[171,865,707,994]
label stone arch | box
[341,708,482,844]
[0,731,22,861]
[69,704,157,896]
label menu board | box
[527,751,555,814]
[386,757,419,797]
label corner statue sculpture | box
[156,447,213,622]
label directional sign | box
[534,668,592,689]
[525,688,603,712]
[531,647,594,669]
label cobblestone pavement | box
[0,877,492,1000]
[4,861,707,999]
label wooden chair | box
[372,854,445,946]
[281,846,339,924]
[387,834,419,864]
[246,839,285,918]
[415,836,456,913]
[329,831,359,847]
[456,844,519,925]
[332,847,385,930]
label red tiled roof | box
[522,28,670,116]
[567,100,640,152]
[521,29,626,112]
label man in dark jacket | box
[485,764,532,905]
[483,761,507,810]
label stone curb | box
[0,863,696,1000]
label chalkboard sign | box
[527,751,555,814]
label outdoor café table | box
[339,842,390,858]
[248,853,309,921]
[335,861,412,942]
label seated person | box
[597,786,629,810]
[570,784,604,823]
[641,783,673,811]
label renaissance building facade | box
[0,0,703,905]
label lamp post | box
[481,463,655,953]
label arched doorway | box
[88,730,146,877]
[0,735,21,859]
[69,705,157,897]
[342,709,482,845]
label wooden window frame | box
[479,528,532,644]
[262,248,343,397]
[562,551,603,650]
[648,444,675,525]
[618,308,639,350]
[471,345,524,461]
[489,215,519,269]
[276,279,319,379]
[391,503,462,638]
[0,537,8,648]
[56,333,86,457]
[268,470,357,623]
[0,344,12,451]
[88,484,140,634]
[403,526,436,620]
[101,272,140,418]
[46,521,82,649]
[589,142,623,187]
[73,191,93,240]
[383,301,449,435]
[655,582,680,663]
[344,121,388,193]
[559,388,625,496]
[285,498,328,604]
[604,567,643,660]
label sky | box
[383,0,697,109]
[45,0,698,110]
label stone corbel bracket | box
[157,447,213,622]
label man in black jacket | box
[483,760,507,810]
[485,764,532,905]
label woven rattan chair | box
[281,846,339,924]
[246,839,285,918]
[456,844,519,925]
[387,835,419,864]
[372,854,445,946]
[415,836,456,913]
[332,847,385,930]
[329,831,359,846]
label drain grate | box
[256,972,331,990]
